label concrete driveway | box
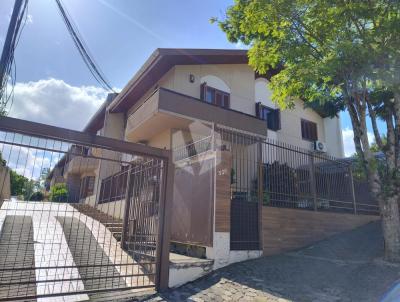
[0,201,151,302]
[147,221,400,302]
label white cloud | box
[342,127,374,157]
[234,41,248,49]
[0,141,59,180]
[26,14,33,24]
[9,78,109,130]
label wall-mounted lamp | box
[189,74,195,83]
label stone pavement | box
[144,221,400,302]
[148,275,289,301]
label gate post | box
[257,140,264,250]
[309,153,318,211]
[156,154,175,291]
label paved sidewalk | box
[145,222,400,302]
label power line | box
[0,0,29,115]
[54,0,115,92]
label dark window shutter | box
[216,91,222,106]
[256,102,261,118]
[275,109,281,130]
[312,123,317,140]
[301,119,318,141]
[200,82,206,101]
[256,103,280,131]
[223,94,230,108]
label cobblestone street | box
[144,222,400,302]
[149,274,289,302]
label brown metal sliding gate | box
[0,117,173,301]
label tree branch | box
[367,100,384,150]
[392,93,400,167]
[385,113,396,171]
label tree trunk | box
[379,194,400,262]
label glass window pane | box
[206,87,214,103]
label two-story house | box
[47,49,348,277]
[42,49,382,290]
[100,48,343,156]
[49,47,345,214]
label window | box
[80,176,95,199]
[200,83,230,109]
[301,119,318,141]
[256,102,281,131]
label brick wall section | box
[262,206,380,256]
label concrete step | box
[169,253,214,288]
[71,204,123,242]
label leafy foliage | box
[50,183,68,202]
[216,0,400,188]
[217,0,400,108]
[10,170,35,200]
[29,191,44,201]
[216,0,400,260]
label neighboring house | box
[46,145,98,203]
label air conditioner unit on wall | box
[314,140,327,153]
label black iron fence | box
[0,117,173,301]
[215,127,379,250]
[216,127,379,215]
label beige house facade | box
[44,49,382,289]
[49,48,345,214]
[120,56,344,157]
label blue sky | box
[0,0,380,156]
[1,0,235,87]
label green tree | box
[50,183,68,202]
[10,170,35,200]
[216,0,400,261]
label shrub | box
[50,183,68,202]
[29,191,44,201]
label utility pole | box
[0,0,24,93]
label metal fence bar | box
[0,116,172,300]
[0,116,169,159]
[309,154,317,211]
[216,125,379,250]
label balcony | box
[65,156,99,176]
[125,88,267,143]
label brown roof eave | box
[83,93,118,133]
[108,48,249,113]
